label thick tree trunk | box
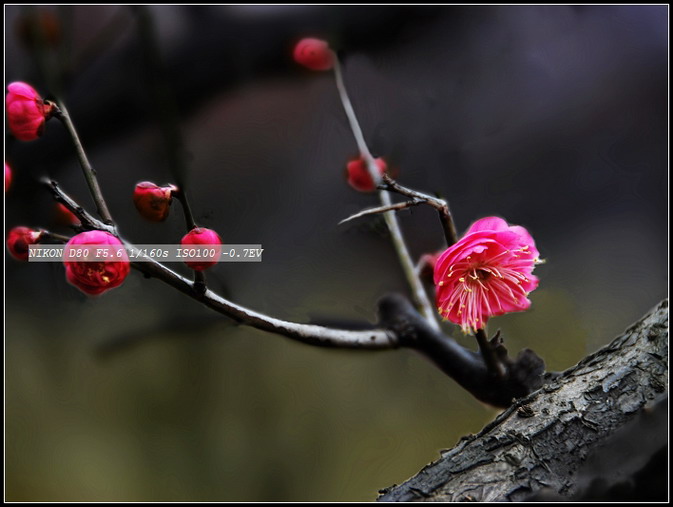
[378,299,668,502]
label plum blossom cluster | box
[5,79,224,296]
[433,217,540,333]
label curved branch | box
[133,258,398,349]
[378,294,551,408]
[44,177,549,406]
[43,178,397,349]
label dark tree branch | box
[378,299,669,502]
[45,176,549,407]
[378,294,551,408]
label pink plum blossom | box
[434,217,541,333]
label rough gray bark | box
[378,299,668,502]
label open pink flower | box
[64,230,130,295]
[434,217,541,333]
[5,82,54,141]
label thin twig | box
[172,189,198,231]
[333,58,441,331]
[52,103,114,226]
[339,199,424,225]
[475,328,506,379]
[381,174,458,247]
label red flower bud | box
[7,226,43,261]
[180,227,222,271]
[55,203,80,226]
[346,156,388,193]
[63,230,130,296]
[5,82,55,141]
[5,162,12,192]
[293,38,334,71]
[133,181,177,222]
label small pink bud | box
[346,156,388,193]
[55,203,80,226]
[5,82,55,141]
[63,230,130,296]
[293,38,334,71]
[133,181,177,222]
[5,162,12,192]
[180,227,222,271]
[6,226,43,261]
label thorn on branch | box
[339,199,424,225]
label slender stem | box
[333,58,440,331]
[53,103,114,226]
[475,328,505,379]
[381,174,458,247]
[173,189,197,231]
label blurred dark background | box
[4,5,668,502]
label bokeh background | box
[4,5,668,502]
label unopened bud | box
[293,38,334,71]
[180,227,222,271]
[346,156,388,193]
[5,82,55,142]
[133,181,177,222]
[7,226,43,261]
